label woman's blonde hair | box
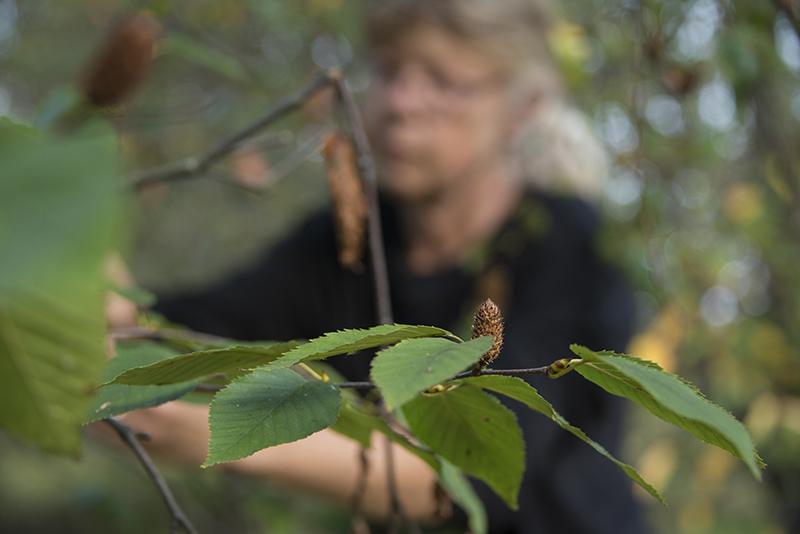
[364,0,607,200]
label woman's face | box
[366,24,516,203]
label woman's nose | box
[378,67,431,116]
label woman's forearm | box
[103,401,445,525]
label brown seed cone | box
[82,13,160,108]
[471,298,504,366]
[321,132,368,270]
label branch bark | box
[332,75,394,327]
[105,418,199,534]
[129,70,336,190]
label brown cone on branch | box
[321,132,368,271]
[471,298,504,367]
[82,13,160,108]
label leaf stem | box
[105,418,199,534]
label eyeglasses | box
[369,56,503,111]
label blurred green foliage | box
[1,0,800,532]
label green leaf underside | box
[438,457,488,534]
[0,288,106,456]
[459,375,665,505]
[106,341,298,386]
[404,386,525,509]
[372,336,493,409]
[570,345,763,480]
[330,401,440,470]
[266,324,452,371]
[329,400,374,448]
[85,341,197,423]
[204,369,342,467]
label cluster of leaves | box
[89,324,762,533]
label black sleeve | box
[152,211,374,342]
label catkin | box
[471,298,504,366]
[321,133,368,270]
[82,13,160,108]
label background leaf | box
[371,336,492,408]
[438,457,488,534]
[265,324,452,371]
[570,345,763,480]
[107,341,298,385]
[460,374,664,505]
[204,368,341,466]
[403,386,525,509]
[86,341,197,423]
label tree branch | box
[129,70,336,190]
[105,418,199,534]
[332,75,394,327]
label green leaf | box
[404,386,525,509]
[266,324,453,371]
[0,288,107,456]
[330,401,440,470]
[163,34,250,82]
[329,400,374,448]
[204,369,342,466]
[107,341,298,385]
[570,345,763,480]
[438,457,488,534]
[460,375,664,505]
[371,336,493,409]
[85,341,197,423]
[0,121,120,456]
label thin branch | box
[350,447,372,534]
[382,434,401,534]
[335,381,378,389]
[105,418,199,534]
[130,70,336,190]
[332,74,394,326]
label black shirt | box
[155,189,647,534]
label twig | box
[130,70,336,190]
[334,365,557,391]
[383,434,401,534]
[332,74,394,326]
[105,418,199,534]
[350,447,372,534]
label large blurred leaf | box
[86,341,197,423]
[0,120,120,456]
[107,341,298,385]
[460,374,664,505]
[570,345,763,480]
[404,386,525,509]
[265,324,452,371]
[204,368,342,467]
[371,336,492,408]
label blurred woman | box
[110,1,646,532]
